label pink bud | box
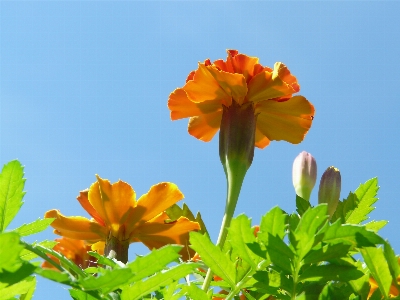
[292,151,317,201]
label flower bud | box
[318,166,341,217]
[292,151,317,201]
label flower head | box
[292,151,317,201]
[318,167,341,217]
[42,237,97,270]
[45,176,200,261]
[168,50,315,149]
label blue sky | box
[1,1,399,298]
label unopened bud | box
[292,151,317,201]
[318,166,341,217]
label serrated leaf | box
[384,241,400,287]
[19,240,57,261]
[166,203,208,235]
[364,220,388,233]
[322,221,384,247]
[0,160,26,232]
[184,284,210,300]
[299,264,364,282]
[127,245,182,282]
[253,270,292,296]
[258,206,288,242]
[0,276,36,300]
[12,218,54,237]
[296,195,311,216]
[34,268,74,285]
[331,192,358,223]
[79,268,134,293]
[228,215,257,269]
[121,263,197,300]
[69,289,99,300]
[346,178,379,224]
[303,243,351,265]
[190,232,236,287]
[88,251,123,269]
[360,246,392,298]
[19,276,36,300]
[266,234,294,274]
[0,232,24,272]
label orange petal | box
[131,216,200,261]
[91,241,105,255]
[225,50,260,82]
[247,62,299,103]
[188,110,222,142]
[89,176,136,237]
[204,65,248,105]
[77,190,105,226]
[255,96,315,144]
[127,183,184,230]
[168,88,222,120]
[254,127,271,149]
[184,64,233,106]
[45,209,107,241]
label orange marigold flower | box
[168,50,315,149]
[45,175,200,261]
[42,237,97,270]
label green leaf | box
[296,195,311,217]
[293,204,328,259]
[121,263,197,300]
[364,220,388,232]
[19,240,57,261]
[166,203,208,235]
[253,270,292,297]
[303,243,351,265]
[189,232,236,287]
[258,206,288,242]
[331,192,358,223]
[0,262,36,286]
[298,264,364,282]
[0,232,24,272]
[266,234,293,274]
[228,214,257,268]
[34,268,74,285]
[0,276,36,300]
[384,241,400,289]
[360,246,392,298]
[11,218,54,236]
[88,252,122,269]
[0,160,25,232]
[346,178,379,224]
[69,289,100,300]
[127,245,182,282]
[322,221,384,247]
[79,268,134,293]
[184,284,210,300]
[19,276,36,300]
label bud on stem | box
[318,166,341,218]
[292,151,317,201]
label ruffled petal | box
[77,190,105,226]
[226,50,260,83]
[126,183,184,230]
[184,64,233,106]
[188,110,222,142]
[45,209,107,241]
[255,95,315,144]
[247,62,299,103]
[168,88,222,120]
[254,127,271,149]
[89,176,136,236]
[204,65,247,105]
[131,216,200,261]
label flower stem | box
[202,160,248,291]
[105,234,129,264]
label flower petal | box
[254,127,271,149]
[91,241,105,255]
[184,63,232,105]
[77,190,105,226]
[89,176,136,236]
[127,183,184,229]
[45,209,107,241]
[247,62,299,103]
[255,95,315,144]
[204,65,248,105]
[131,216,200,261]
[168,88,222,120]
[188,110,222,142]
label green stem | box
[201,160,248,291]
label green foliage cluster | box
[0,160,399,300]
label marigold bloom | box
[45,176,200,261]
[168,50,315,149]
[42,237,97,270]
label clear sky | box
[1,1,399,298]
